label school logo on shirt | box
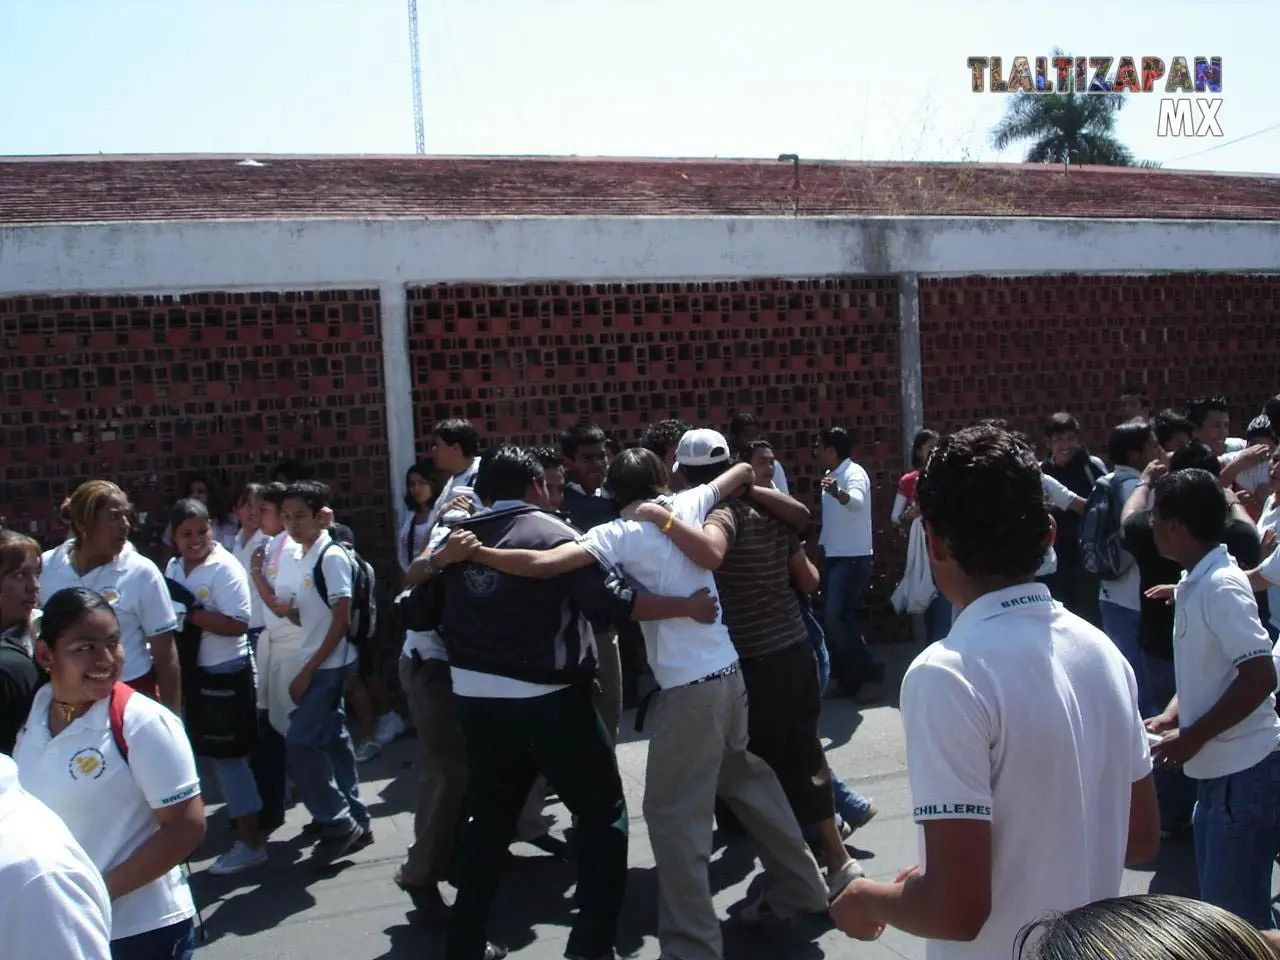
[302,575,313,591]
[196,585,211,603]
[99,587,121,606]
[999,593,1052,610]
[914,802,992,818]
[462,565,499,598]
[69,747,107,780]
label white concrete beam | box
[378,283,416,535]
[897,273,924,465]
[1,216,1278,296]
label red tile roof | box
[0,154,1277,225]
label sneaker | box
[312,823,365,866]
[826,859,865,900]
[208,841,268,876]
[844,803,878,833]
[354,739,382,764]
[374,711,406,745]
[352,825,375,851]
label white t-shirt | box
[165,544,252,668]
[425,459,482,533]
[258,532,302,634]
[1221,449,1271,495]
[818,458,873,558]
[0,753,112,959]
[1098,467,1144,611]
[1256,496,1280,633]
[39,541,177,684]
[1173,544,1280,780]
[772,459,789,495]
[901,582,1150,960]
[294,531,357,671]
[577,484,738,690]
[232,528,268,630]
[14,685,200,940]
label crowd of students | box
[2,392,1280,959]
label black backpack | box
[313,540,377,646]
[1078,474,1134,581]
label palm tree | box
[989,50,1160,167]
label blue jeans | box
[286,664,369,835]
[796,589,830,695]
[203,656,263,819]
[110,918,195,960]
[833,774,873,823]
[824,556,883,690]
[925,593,952,643]
[1193,749,1280,930]
[1100,601,1149,716]
[1143,653,1196,832]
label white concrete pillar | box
[897,272,924,467]
[379,282,417,531]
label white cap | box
[674,428,732,469]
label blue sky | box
[1,0,1273,173]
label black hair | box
[432,419,481,458]
[910,429,940,469]
[1108,420,1155,468]
[270,459,314,483]
[817,426,855,461]
[604,448,668,508]
[747,438,774,457]
[727,413,759,441]
[640,419,691,460]
[917,425,1051,580]
[1265,395,1280,429]
[1246,415,1273,442]
[1169,440,1221,478]
[1044,412,1080,438]
[236,482,265,510]
[40,586,117,648]
[404,459,442,512]
[182,470,231,521]
[560,422,607,459]
[282,480,331,516]
[1185,396,1230,429]
[679,460,734,488]
[473,445,543,504]
[534,447,565,471]
[259,481,288,507]
[1119,385,1151,406]
[169,497,210,534]
[1154,409,1196,447]
[1153,468,1228,543]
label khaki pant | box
[644,668,827,960]
[398,654,469,886]
[259,622,305,737]
[515,629,623,841]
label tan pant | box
[398,654,469,886]
[515,630,624,841]
[259,622,304,737]
[644,668,827,960]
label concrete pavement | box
[188,639,1199,960]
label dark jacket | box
[561,485,620,534]
[0,631,41,756]
[438,504,637,685]
[1042,449,1104,567]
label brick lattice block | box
[408,277,909,638]
[920,275,1280,451]
[0,289,392,599]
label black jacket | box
[1042,449,1104,568]
[438,504,637,685]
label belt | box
[635,662,740,733]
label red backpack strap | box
[109,681,133,763]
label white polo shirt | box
[818,458,873,559]
[1173,544,1280,781]
[1221,450,1271,495]
[0,753,112,959]
[578,483,738,690]
[232,528,268,631]
[165,544,252,668]
[258,532,301,634]
[1098,466,1144,611]
[39,541,177,684]
[901,582,1150,960]
[294,531,357,671]
[1256,496,1280,633]
[13,685,199,941]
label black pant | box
[250,710,288,829]
[447,684,628,960]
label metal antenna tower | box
[407,0,425,153]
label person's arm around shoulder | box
[746,485,811,533]
[103,707,205,901]
[1122,461,1167,524]
[831,659,993,942]
[460,529,599,580]
[622,500,735,571]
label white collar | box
[951,582,1055,634]
[1181,543,1231,587]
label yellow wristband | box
[661,513,676,533]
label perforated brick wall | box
[0,290,392,581]
[407,277,910,635]
[919,275,1280,451]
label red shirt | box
[898,470,920,505]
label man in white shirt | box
[814,426,882,702]
[280,480,371,866]
[830,424,1159,958]
[428,419,483,526]
[1188,396,1246,458]
[1145,467,1280,930]
[0,753,112,959]
[1096,420,1165,715]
